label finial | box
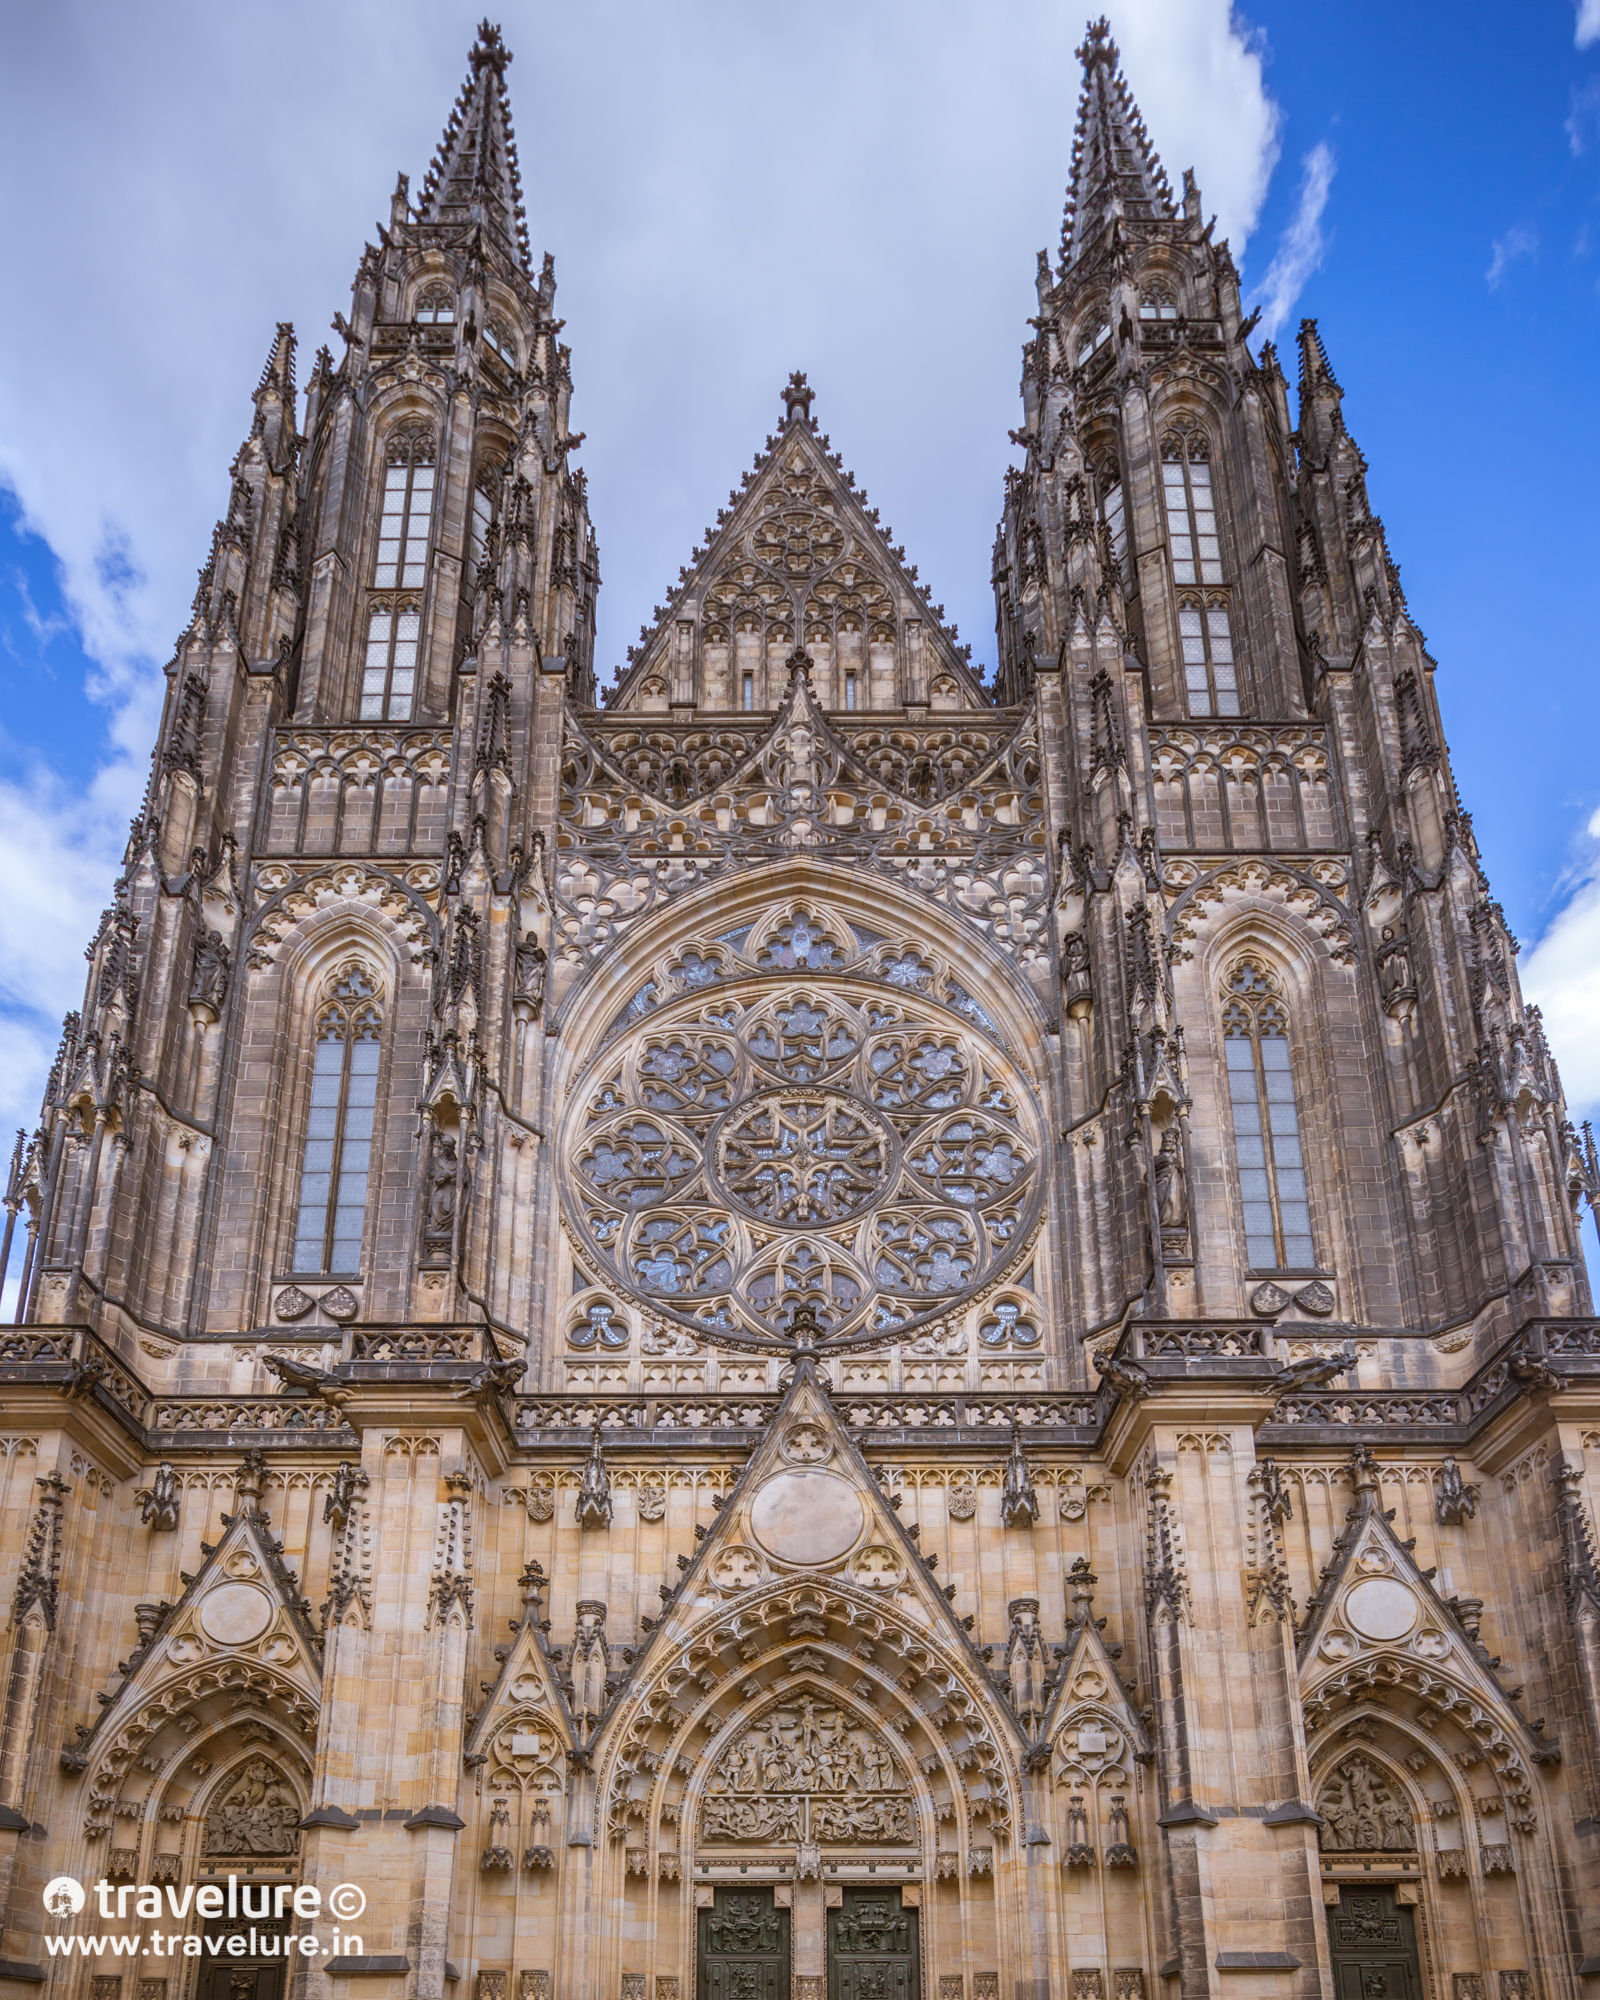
[781,371,814,422]
[1066,1554,1097,1624]
[1075,16,1118,68]
[470,19,512,74]
[788,1302,822,1350]
[785,646,814,689]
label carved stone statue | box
[138,1462,180,1532]
[1000,1424,1039,1528]
[570,1600,610,1733]
[423,1131,459,1253]
[1153,1125,1187,1231]
[513,933,547,1022]
[188,927,230,1023]
[323,1460,367,1531]
[1003,1597,1047,1724]
[575,1428,613,1530]
[1060,929,1093,1020]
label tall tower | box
[2,21,1599,2000]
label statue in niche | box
[423,1132,459,1253]
[203,1760,300,1856]
[1002,1597,1047,1725]
[513,934,547,1022]
[569,1601,610,1734]
[188,928,230,1022]
[1153,1125,1188,1232]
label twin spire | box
[1060,18,1176,269]
[411,17,1166,289]
[416,19,531,272]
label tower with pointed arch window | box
[1,18,1598,1999]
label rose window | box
[562,983,1041,1345]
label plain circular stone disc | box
[749,1469,865,1565]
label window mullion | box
[1254,1031,1286,1268]
[322,1034,352,1273]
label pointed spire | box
[251,322,297,455]
[1296,316,1341,394]
[1061,19,1175,267]
[417,20,531,273]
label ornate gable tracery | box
[555,677,1048,977]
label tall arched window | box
[483,315,517,366]
[1222,959,1315,1271]
[292,967,382,1274]
[362,602,420,721]
[373,427,435,589]
[1099,458,1127,567]
[1177,596,1239,716]
[1164,434,1237,715]
[1161,435,1222,584]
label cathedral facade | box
[3,19,1599,2000]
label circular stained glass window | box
[560,983,1041,1346]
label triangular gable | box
[465,1559,580,1765]
[1296,1454,1550,1772]
[607,388,988,714]
[63,1460,322,1808]
[1042,1569,1152,1762]
[614,1357,1015,1727]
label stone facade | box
[2,18,1599,2000]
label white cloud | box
[1524,805,1600,1124]
[1486,225,1538,288]
[1250,140,1336,338]
[1579,0,1600,48]
[0,0,1283,1131]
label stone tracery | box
[562,921,1041,1348]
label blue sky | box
[0,0,1596,1249]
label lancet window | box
[292,967,383,1275]
[373,427,436,589]
[466,468,499,598]
[1177,598,1238,717]
[1221,959,1314,1271]
[1076,318,1112,367]
[1139,289,1178,320]
[1162,435,1223,585]
[1100,459,1127,568]
[483,316,516,366]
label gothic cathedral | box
[2,21,1597,2000]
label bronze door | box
[1326,1886,1422,2000]
[698,1887,790,2000]
[193,1915,290,2000]
[827,1887,918,2000]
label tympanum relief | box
[700,1698,915,1847]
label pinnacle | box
[1061,16,1175,268]
[416,19,531,273]
[1296,317,1341,392]
[254,322,297,403]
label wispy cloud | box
[1487,225,1539,287]
[1569,79,1600,154]
[1579,0,1600,48]
[1250,141,1336,338]
[1524,805,1600,1123]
